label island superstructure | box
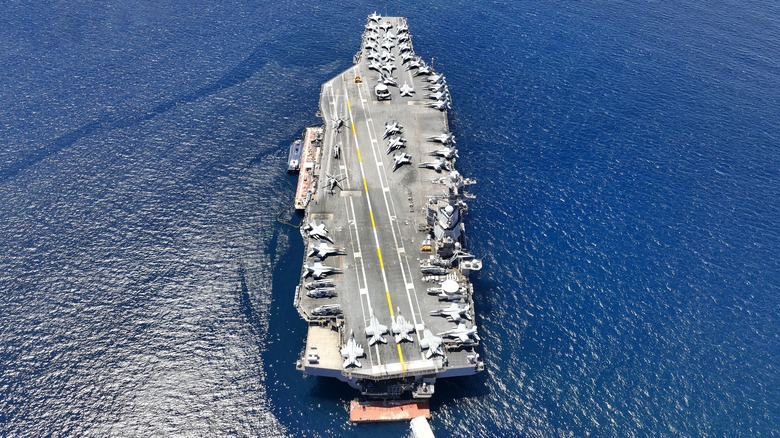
[293,14,484,406]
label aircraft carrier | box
[293,14,484,404]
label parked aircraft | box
[303,262,341,279]
[430,303,471,322]
[304,221,333,243]
[383,121,403,138]
[392,313,415,343]
[438,323,480,343]
[392,152,412,172]
[419,329,444,359]
[308,242,346,260]
[400,82,415,97]
[418,157,450,172]
[386,136,407,154]
[365,314,389,346]
[340,330,365,368]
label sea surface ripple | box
[1,1,778,436]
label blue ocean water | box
[1,1,778,436]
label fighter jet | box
[397,23,409,33]
[427,73,446,84]
[366,51,379,61]
[392,312,415,343]
[303,262,342,279]
[397,33,410,43]
[428,132,456,145]
[401,52,415,64]
[399,82,415,97]
[380,21,393,31]
[365,314,388,346]
[364,41,378,51]
[381,40,394,51]
[430,303,471,322]
[383,31,396,41]
[398,42,411,53]
[365,22,379,32]
[325,172,346,195]
[365,32,378,42]
[418,157,450,172]
[380,50,394,62]
[312,304,342,316]
[414,66,432,76]
[419,329,444,359]
[428,147,459,160]
[405,58,423,70]
[383,121,403,138]
[438,323,480,343]
[304,221,333,243]
[368,60,382,72]
[385,136,406,154]
[308,242,346,260]
[426,82,448,93]
[392,152,412,172]
[380,74,398,87]
[304,280,335,290]
[381,62,396,74]
[426,91,449,101]
[428,99,451,111]
[306,288,337,299]
[341,330,365,368]
[368,12,381,22]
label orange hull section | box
[349,400,430,423]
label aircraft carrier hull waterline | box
[293,14,484,403]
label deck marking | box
[377,247,384,269]
[386,293,394,317]
[396,345,406,372]
[370,210,377,229]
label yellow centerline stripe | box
[386,293,395,317]
[362,177,368,194]
[369,210,377,229]
[384,292,406,372]
[396,345,406,372]
[376,247,384,269]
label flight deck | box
[293,14,483,401]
